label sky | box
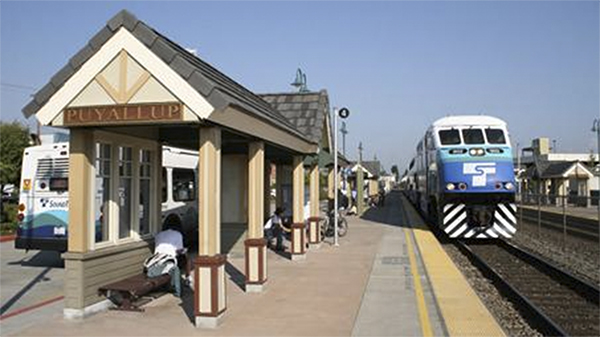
[1,1,598,172]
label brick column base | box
[291,222,306,261]
[307,216,322,249]
[194,254,227,328]
[244,238,267,292]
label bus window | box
[49,177,68,191]
[462,129,484,144]
[161,168,167,203]
[485,129,506,144]
[439,130,461,145]
[173,168,195,202]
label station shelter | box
[348,160,382,201]
[21,10,339,328]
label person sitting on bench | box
[144,223,189,297]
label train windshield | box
[462,129,484,144]
[485,128,506,144]
[438,129,461,145]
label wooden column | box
[63,129,94,316]
[195,126,226,329]
[369,178,379,197]
[245,142,267,292]
[308,164,321,247]
[67,129,94,253]
[291,156,306,260]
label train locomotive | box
[405,115,516,238]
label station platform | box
[11,191,504,337]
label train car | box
[405,115,516,238]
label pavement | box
[0,242,65,336]
[7,192,450,336]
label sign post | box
[334,107,349,246]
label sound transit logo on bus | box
[63,102,183,126]
[463,162,496,187]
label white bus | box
[15,142,199,251]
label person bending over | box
[144,223,190,297]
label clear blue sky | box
[1,1,598,171]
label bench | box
[98,273,171,311]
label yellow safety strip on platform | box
[404,229,434,337]
[412,228,506,337]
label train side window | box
[438,130,461,145]
[173,168,195,202]
[462,129,484,144]
[485,129,506,144]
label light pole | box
[333,107,349,246]
[592,119,600,225]
[341,122,348,157]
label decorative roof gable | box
[23,10,310,143]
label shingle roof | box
[259,90,330,144]
[362,161,382,177]
[525,161,593,179]
[349,160,381,177]
[23,10,311,143]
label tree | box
[391,164,399,181]
[0,121,30,195]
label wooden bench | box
[98,273,171,311]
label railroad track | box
[456,240,599,336]
[518,207,599,241]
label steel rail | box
[519,214,599,240]
[455,240,568,337]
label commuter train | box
[404,115,516,239]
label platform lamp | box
[334,107,350,246]
[291,68,309,93]
[592,118,600,223]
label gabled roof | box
[362,161,382,177]
[22,10,311,143]
[259,90,330,145]
[525,161,594,179]
[349,160,382,178]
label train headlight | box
[504,182,515,190]
[458,182,467,190]
[446,183,455,191]
[469,148,485,156]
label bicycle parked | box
[320,208,348,238]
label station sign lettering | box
[63,102,183,126]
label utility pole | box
[357,142,364,214]
[592,119,600,226]
[340,122,348,156]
